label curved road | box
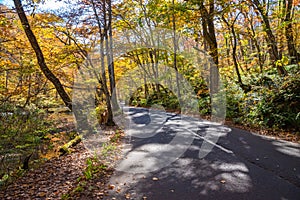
[106,107,300,200]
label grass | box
[61,157,109,199]
[101,142,117,158]
[109,129,123,143]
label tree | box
[90,0,115,125]
[221,10,250,92]
[13,0,72,109]
[283,0,300,64]
[251,0,288,76]
[198,0,219,67]
[52,0,117,126]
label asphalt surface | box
[106,107,300,200]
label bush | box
[225,81,244,121]
[198,96,211,115]
[225,73,300,132]
[129,85,180,110]
[0,102,52,183]
[262,74,300,130]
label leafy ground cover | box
[0,107,124,199]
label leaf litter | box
[0,117,124,200]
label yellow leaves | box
[0,10,78,92]
[31,13,63,25]
[275,56,289,67]
[40,151,57,160]
[0,59,12,67]
[240,39,248,46]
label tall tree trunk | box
[91,0,114,126]
[284,0,299,64]
[222,14,251,92]
[199,0,219,94]
[252,0,288,76]
[172,0,181,103]
[107,0,119,111]
[149,49,160,95]
[13,0,72,110]
[199,0,219,66]
[246,13,264,73]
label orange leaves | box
[108,184,115,190]
[293,0,300,6]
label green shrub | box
[0,102,52,182]
[198,96,211,115]
[225,72,300,132]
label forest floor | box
[0,109,299,200]
[0,113,123,200]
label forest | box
[0,0,299,198]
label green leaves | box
[224,72,300,132]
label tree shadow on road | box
[106,109,300,200]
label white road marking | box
[183,127,234,155]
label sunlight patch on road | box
[218,162,249,172]
[116,132,194,173]
[213,162,251,193]
[219,171,252,192]
[272,141,300,158]
[193,162,252,194]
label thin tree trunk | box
[172,0,181,102]
[252,0,288,76]
[284,0,299,64]
[5,70,8,90]
[13,0,72,110]
[247,13,264,73]
[222,14,250,92]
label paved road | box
[106,107,300,200]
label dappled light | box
[0,0,299,199]
[272,140,300,158]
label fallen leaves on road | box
[116,186,122,193]
[125,193,131,199]
[220,179,226,184]
[108,184,116,190]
